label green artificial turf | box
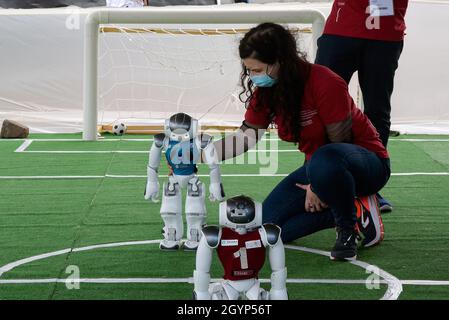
[0,133,448,300]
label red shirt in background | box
[244,64,389,161]
[324,0,409,41]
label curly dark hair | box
[239,22,312,143]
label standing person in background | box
[315,0,409,213]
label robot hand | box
[144,180,160,202]
[268,267,288,300]
[193,290,211,300]
[193,269,212,300]
[209,182,225,202]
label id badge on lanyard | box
[369,0,394,17]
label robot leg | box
[209,282,229,300]
[210,281,239,300]
[184,177,207,250]
[159,178,183,250]
[245,280,268,300]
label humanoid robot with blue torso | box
[144,113,225,250]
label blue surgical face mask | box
[250,74,278,87]
[249,65,278,87]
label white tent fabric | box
[0,1,448,134]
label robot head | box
[219,195,262,231]
[164,113,198,142]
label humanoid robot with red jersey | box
[193,195,288,300]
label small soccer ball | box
[112,122,127,136]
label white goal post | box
[83,5,326,141]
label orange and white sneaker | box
[355,195,385,248]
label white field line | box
[285,245,402,300]
[0,176,105,180]
[6,139,449,180]
[6,138,281,143]
[1,172,449,180]
[400,280,449,286]
[101,172,449,177]
[0,240,402,300]
[393,172,449,176]
[392,139,449,142]
[11,137,449,155]
[3,138,281,142]
[3,138,449,142]
[22,150,149,154]
[0,240,160,278]
[19,150,298,154]
[0,174,288,180]
[14,139,33,152]
[13,140,297,154]
[5,139,153,142]
[104,174,288,178]
[0,278,447,286]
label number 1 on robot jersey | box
[234,247,249,269]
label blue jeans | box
[262,143,391,243]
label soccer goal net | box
[84,4,326,140]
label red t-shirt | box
[244,64,389,161]
[216,227,266,281]
[323,0,409,41]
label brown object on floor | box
[1,119,29,138]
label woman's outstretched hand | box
[296,183,328,213]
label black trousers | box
[315,34,404,147]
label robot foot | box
[183,240,199,251]
[159,239,181,251]
[260,288,269,300]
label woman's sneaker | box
[355,195,385,248]
[330,227,357,261]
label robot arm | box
[200,134,225,202]
[259,224,288,300]
[144,133,165,202]
[193,226,221,300]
